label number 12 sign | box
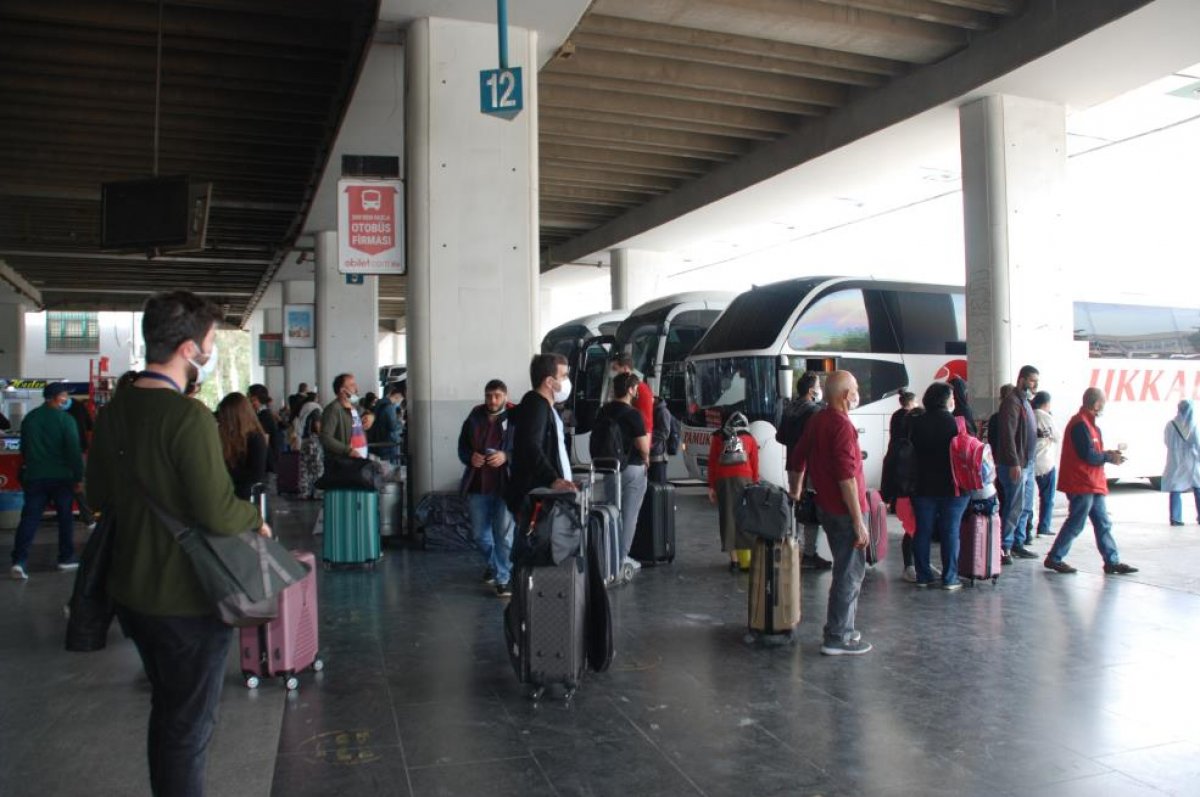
[479,67,523,120]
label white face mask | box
[811,388,823,403]
[348,393,360,406]
[848,394,860,411]
[186,342,219,385]
[553,377,572,404]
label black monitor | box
[101,175,192,250]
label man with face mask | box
[995,365,1041,564]
[789,370,872,655]
[505,353,577,525]
[86,291,269,796]
[459,379,516,596]
[1044,388,1138,575]
[320,373,368,462]
[9,383,85,579]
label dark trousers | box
[11,478,76,566]
[117,607,232,797]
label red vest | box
[1057,410,1108,495]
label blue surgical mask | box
[187,341,219,385]
[60,398,73,411]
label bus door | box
[567,335,615,465]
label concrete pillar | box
[283,280,317,400]
[959,95,1073,416]
[0,304,25,376]
[314,231,378,407]
[407,17,539,495]
[610,248,665,311]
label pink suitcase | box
[959,508,1002,585]
[240,550,323,690]
[866,489,889,566]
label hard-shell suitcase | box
[512,556,587,698]
[379,481,404,539]
[866,489,889,566]
[748,535,801,638]
[631,482,676,565]
[581,459,625,585]
[239,550,323,690]
[276,450,301,495]
[322,489,381,566]
[959,505,1002,585]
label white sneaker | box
[902,565,917,583]
[10,564,28,580]
[623,557,642,571]
[56,561,80,572]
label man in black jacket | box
[505,353,577,524]
[247,384,282,475]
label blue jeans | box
[1036,469,1058,534]
[912,494,970,586]
[1047,493,1120,566]
[467,492,514,585]
[11,478,77,567]
[997,462,1035,552]
[817,510,867,644]
[116,607,232,797]
[1168,488,1200,524]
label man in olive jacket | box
[87,291,269,797]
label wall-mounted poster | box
[259,333,284,366]
[283,305,314,348]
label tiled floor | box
[2,482,1199,796]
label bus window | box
[952,292,966,345]
[629,326,659,376]
[886,290,962,354]
[664,310,723,364]
[838,358,908,407]
[788,289,870,352]
[1076,302,1182,359]
[686,356,779,426]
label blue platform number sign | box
[480,67,523,120]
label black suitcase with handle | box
[630,482,676,565]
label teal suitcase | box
[323,489,381,566]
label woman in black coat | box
[908,382,971,589]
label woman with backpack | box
[706,412,759,571]
[908,382,971,590]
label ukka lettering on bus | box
[1090,368,1200,402]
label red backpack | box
[949,417,995,494]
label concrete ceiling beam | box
[541,185,651,207]
[569,31,888,87]
[540,76,827,117]
[541,165,681,192]
[540,117,749,157]
[544,84,806,134]
[927,0,1023,15]
[541,144,712,176]
[577,14,908,76]
[543,107,781,142]
[814,0,997,31]
[589,0,966,63]
[542,136,739,165]
[549,47,847,105]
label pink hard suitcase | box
[959,506,1002,585]
[866,489,889,566]
[240,550,323,690]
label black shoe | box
[482,567,496,585]
[495,581,513,597]
[1000,552,1014,566]
[1170,520,1185,527]
[728,561,738,573]
[1043,558,1077,574]
[1012,546,1039,560]
[1103,562,1139,575]
[801,554,833,571]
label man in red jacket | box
[790,370,872,656]
[1043,387,1138,575]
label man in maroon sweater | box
[791,370,872,656]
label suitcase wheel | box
[244,674,261,690]
[312,657,325,673]
[621,562,637,581]
[528,686,545,702]
[285,675,301,692]
[990,575,999,585]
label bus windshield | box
[686,356,780,427]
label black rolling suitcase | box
[505,487,613,699]
[630,482,676,565]
[580,459,624,585]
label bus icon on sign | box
[361,189,382,211]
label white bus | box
[682,276,1200,489]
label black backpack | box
[651,397,681,457]
[589,405,629,465]
[881,413,918,502]
[776,399,817,448]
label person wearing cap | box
[9,382,86,579]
